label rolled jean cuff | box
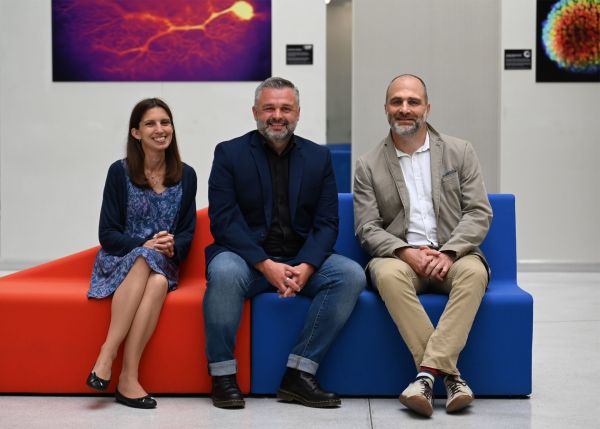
[287,354,319,375]
[209,359,237,376]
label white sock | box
[416,371,435,383]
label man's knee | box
[335,256,366,295]
[369,258,416,294]
[207,252,250,286]
[449,255,488,293]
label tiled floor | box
[0,272,598,428]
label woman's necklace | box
[145,162,165,187]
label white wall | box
[352,0,500,194]
[0,0,326,269]
[501,0,600,270]
[351,0,599,270]
[326,0,352,144]
[3,0,597,271]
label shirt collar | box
[261,134,296,157]
[395,132,430,158]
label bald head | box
[386,74,428,104]
[384,74,431,141]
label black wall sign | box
[286,44,313,65]
[504,49,532,70]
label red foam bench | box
[0,208,251,394]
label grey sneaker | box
[399,377,434,417]
[444,375,474,413]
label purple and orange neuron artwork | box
[52,0,271,81]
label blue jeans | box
[203,251,365,376]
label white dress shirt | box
[395,132,438,247]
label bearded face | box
[253,87,300,146]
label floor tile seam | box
[367,397,374,429]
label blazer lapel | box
[249,133,273,226]
[383,133,410,215]
[288,140,303,223]
[428,126,443,219]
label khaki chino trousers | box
[369,254,487,376]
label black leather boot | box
[211,375,245,409]
[277,368,341,408]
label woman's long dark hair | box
[126,98,183,187]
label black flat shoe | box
[211,375,245,409]
[115,389,157,409]
[277,368,341,408]
[86,372,110,391]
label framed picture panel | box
[536,0,599,82]
[52,0,271,81]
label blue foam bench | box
[251,193,533,396]
[326,144,351,193]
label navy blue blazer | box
[206,130,339,269]
[98,160,197,265]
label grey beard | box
[391,122,419,136]
[262,127,293,141]
[257,120,296,142]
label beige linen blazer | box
[354,124,492,266]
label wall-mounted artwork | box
[536,0,599,82]
[52,0,271,81]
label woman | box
[86,98,197,409]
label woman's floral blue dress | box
[88,164,183,299]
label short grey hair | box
[254,77,300,106]
[386,74,428,103]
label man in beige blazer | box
[354,74,492,417]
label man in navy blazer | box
[203,77,365,409]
